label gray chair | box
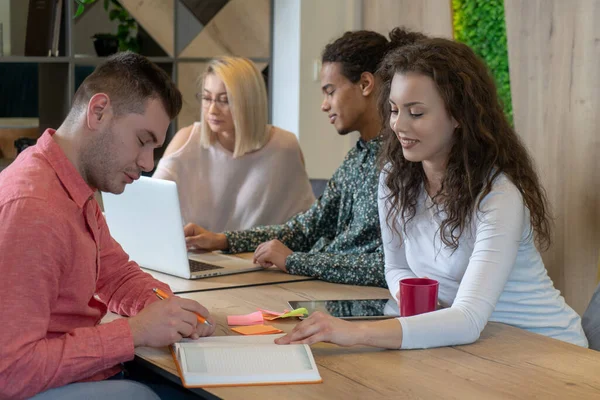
[583,281,600,350]
[310,179,328,198]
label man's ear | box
[359,72,376,96]
[86,93,111,130]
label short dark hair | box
[321,28,427,83]
[72,51,182,120]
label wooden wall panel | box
[180,0,228,26]
[180,0,270,58]
[505,0,600,314]
[362,0,453,38]
[119,0,174,56]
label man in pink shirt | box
[0,52,216,400]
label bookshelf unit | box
[0,0,272,171]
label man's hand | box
[253,240,293,272]
[184,223,228,251]
[128,297,216,347]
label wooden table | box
[141,253,315,293]
[135,281,600,399]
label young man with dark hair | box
[185,28,426,287]
[0,52,215,399]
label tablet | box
[287,299,400,320]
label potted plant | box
[74,0,140,56]
[91,33,119,56]
[73,0,97,18]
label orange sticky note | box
[258,308,294,321]
[258,308,285,317]
[262,315,280,321]
[231,325,284,335]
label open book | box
[170,335,323,387]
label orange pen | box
[153,288,213,327]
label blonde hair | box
[199,56,269,158]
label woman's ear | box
[359,72,376,96]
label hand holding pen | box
[153,288,212,327]
[127,288,216,348]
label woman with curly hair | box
[276,37,588,349]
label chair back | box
[310,179,328,198]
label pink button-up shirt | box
[0,130,172,399]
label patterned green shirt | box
[224,137,385,287]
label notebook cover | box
[169,344,323,388]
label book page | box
[179,334,285,345]
[180,344,315,375]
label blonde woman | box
[153,57,314,232]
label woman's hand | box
[275,312,362,346]
[276,312,404,349]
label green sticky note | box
[279,308,308,318]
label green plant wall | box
[452,0,513,123]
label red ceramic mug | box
[399,278,439,317]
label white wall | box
[273,0,361,180]
[271,0,301,137]
[8,0,28,56]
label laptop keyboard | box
[189,259,224,273]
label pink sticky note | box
[227,311,264,326]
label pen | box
[152,287,213,327]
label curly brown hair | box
[377,38,552,251]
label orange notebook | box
[170,335,323,388]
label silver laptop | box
[102,177,262,279]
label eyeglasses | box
[196,93,229,109]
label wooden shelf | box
[1,0,272,144]
[0,118,39,129]
[176,57,270,63]
[71,56,175,64]
[0,56,71,63]
[0,125,40,159]
[0,56,269,64]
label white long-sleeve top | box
[378,170,588,349]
